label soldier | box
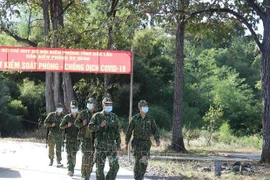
[60,100,80,176]
[74,98,97,180]
[125,100,160,180]
[89,97,121,180]
[44,102,65,167]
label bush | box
[218,122,234,144]
[149,105,172,130]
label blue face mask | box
[104,106,113,113]
[71,108,78,113]
[56,108,63,113]
[141,107,149,113]
[87,103,94,110]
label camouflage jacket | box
[60,113,79,139]
[74,109,94,139]
[125,113,160,145]
[88,110,121,149]
[44,111,64,134]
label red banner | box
[0,46,132,74]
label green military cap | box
[138,100,148,107]
[87,97,96,103]
[70,100,78,107]
[102,97,113,104]
[56,102,63,107]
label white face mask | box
[104,106,113,113]
[56,108,63,113]
[141,107,149,113]
[71,108,78,113]
[87,103,94,110]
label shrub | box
[218,121,234,144]
[149,105,172,130]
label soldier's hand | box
[83,119,87,126]
[68,122,72,127]
[51,122,56,127]
[156,141,160,147]
[100,120,107,127]
[125,144,128,150]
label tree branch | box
[217,8,262,51]
[188,8,262,51]
[246,0,266,20]
[57,0,74,18]
[0,26,38,47]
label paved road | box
[0,140,138,180]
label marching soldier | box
[60,100,80,176]
[125,100,160,180]
[44,102,65,167]
[89,97,121,180]
[75,98,97,180]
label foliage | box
[148,105,172,130]
[19,78,45,130]
[0,100,27,137]
[217,122,234,144]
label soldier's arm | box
[114,115,121,148]
[125,117,135,145]
[59,115,68,129]
[74,111,84,128]
[88,113,100,132]
[151,118,160,143]
[44,113,53,128]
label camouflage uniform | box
[89,97,121,180]
[60,112,79,174]
[44,110,64,166]
[125,100,160,180]
[75,108,95,179]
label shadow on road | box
[0,167,21,178]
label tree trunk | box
[104,0,118,88]
[45,72,54,113]
[62,72,74,113]
[172,15,187,152]
[53,72,62,106]
[260,17,270,163]
[42,0,54,113]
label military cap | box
[56,102,63,107]
[102,97,113,104]
[87,97,96,103]
[138,100,148,107]
[70,100,78,107]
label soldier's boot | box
[48,159,53,166]
[56,160,63,168]
[67,171,73,176]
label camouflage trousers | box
[132,140,151,180]
[133,150,150,180]
[81,138,95,178]
[66,137,78,172]
[48,132,62,162]
[95,147,119,180]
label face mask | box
[141,107,149,113]
[87,103,93,110]
[56,108,63,113]
[104,106,113,113]
[71,108,78,113]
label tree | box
[197,0,270,164]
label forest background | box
[0,0,267,162]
